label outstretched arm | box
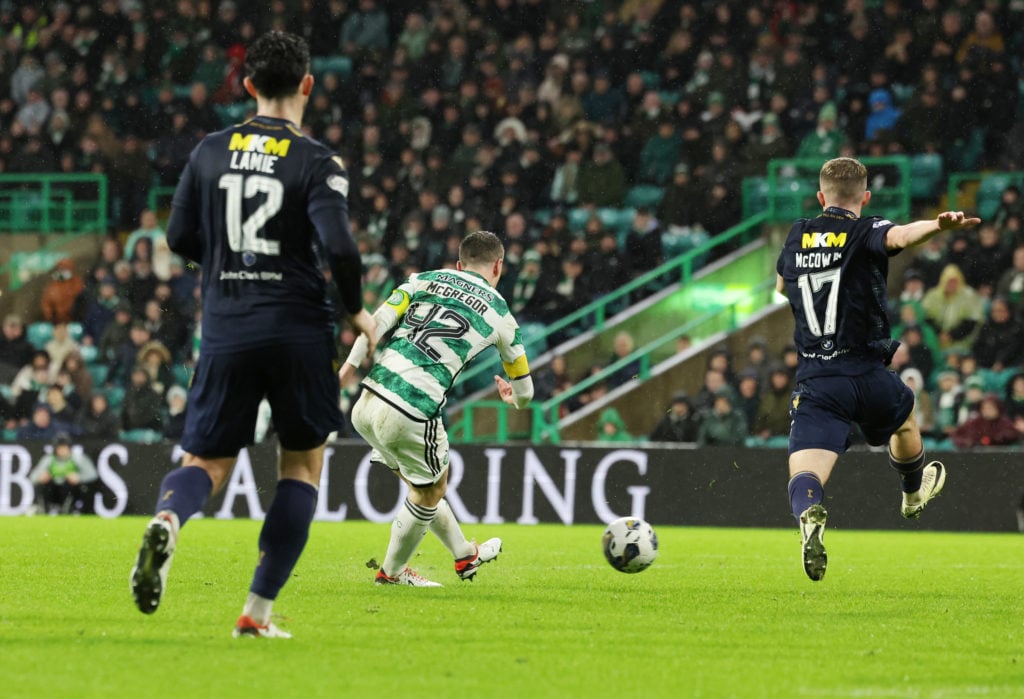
[885,211,981,251]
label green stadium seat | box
[214,102,251,127]
[172,363,192,387]
[86,363,108,385]
[598,207,635,236]
[119,429,163,444]
[568,207,591,231]
[909,154,943,200]
[976,174,1024,219]
[312,55,353,80]
[67,322,83,342]
[78,344,98,364]
[27,322,53,349]
[104,385,125,409]
[519,322,549,357]
[625,185,665,209]
[640,70,660,89]
[742,176,770,218]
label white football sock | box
[382,498,435,576]
[429,498,476,560]
[242,592,273,626]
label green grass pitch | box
[1,516,1021,698]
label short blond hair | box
[819,157,867,205]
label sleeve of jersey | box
[500,323,533,408]
[867,218,896,256]
[308,153,362,314]
[343,283,413,368]
[165,160,202,263]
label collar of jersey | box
[823,206,858,219]
[249,114,300,129]
[456,269,490,286]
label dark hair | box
[459,230,504,266]
[245,31,310,100]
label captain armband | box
[502,354,530,380]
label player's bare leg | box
[375,471,446,587]
[234,445,325,639]
[788,449,838,581]
[889,409,946,519]
[131,455,235,614]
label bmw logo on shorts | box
[242,252,257,267]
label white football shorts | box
[350,390,449,487]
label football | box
[602,516,658,573]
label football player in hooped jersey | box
[776,157,979,581]
[129,31,377,636]
[339,230,534,586]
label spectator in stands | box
[43,383,77,433]
[865,88,902,141]
[106,321,151,388]
[547,254,591,321]
[58,352,91,409]
[136,340,174,398]
[0,313,33,384]
[533,354,572,404]
[586,231,630,298]
[18,404,58,442]
[606,331,640,389]
[743,113,790,177]
[742,336,771,387]
[124,209,166,264]
[697,390,747,447]
[75,390,118,440]
[9,350,51,424]
[638,118,682,185]
[752,364,795,439]
[952,394,1020,449]
[578,142,626,208]
[163,384,188,442]
[80,278,121,348]
[955,9,1005,64]
[901,367,936,437]
[40,258,85,324]
[796,102,843,160]
[971,297,1024,371]
[962,222,1009,295]
[921,263,984,353]
[649,391,700,443]
[735,369,761,434]
[595,407,635,443]
[120,365,162,433]
[1005,372,1024,435]
[658,162,701,231]
[30,431,97,515]
[44,322,78,374]
[624,207,663,280]
[341,0,390,58]
[992,185,1023,231]
[695,368,734,411]
[995,244,1024,317]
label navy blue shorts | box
[788,366,915,455]
[181,338,341,458]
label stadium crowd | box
[1,0,1024,461]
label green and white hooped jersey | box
[363,269,528,420]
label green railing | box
[0,173,108,233]
[148,185,177,219]
[743,156,912,223]
[947,171,1024,220]
[451,211,770,399]
[451,278,779,444]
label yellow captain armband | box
[384,288,411,316]
[502,354,531,379]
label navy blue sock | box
[788,471,824,521]
[155,466,213,527]
[890,449,926,493]
[250,479,318,601]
